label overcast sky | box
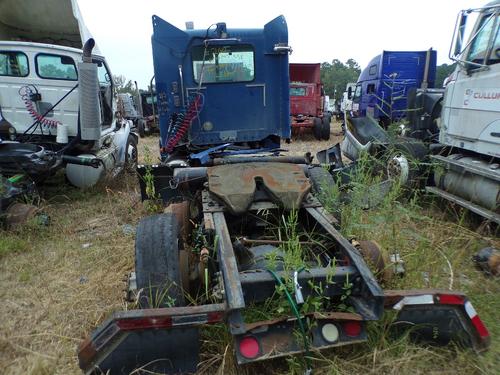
[77,0,487,88]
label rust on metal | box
[213,211,245,310]
[164,201,190,241]
[244,311,363,332]
[207,162,311,214]
[165,201,191,291]
[355,240,393,283]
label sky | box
[77,0,487,89]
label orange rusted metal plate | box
[207,162,310,214]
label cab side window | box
[0,51,29,77]
[36,54,77,80]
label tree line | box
[113,61,456,98]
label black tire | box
[308,166,336,206]
[321,116,331,140]
[135,213,185,308]
[313,117,322,140]
[125,134,138,172]
[138,119,146,138]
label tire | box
[308,166,336,206]
[125,134,138,172]
[138,119,146,138]
[313,117,322,140]
[135,213,185,308]
[321,116,331,140]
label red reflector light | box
[439,294,465,305]
[239,336,260,359]
[116,317,172,331]
[207,311,224,323]
[471,315,490,339]
[343,321,362,337]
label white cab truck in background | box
[427,1,499,223]
[340,82,357,115]
[0,0,137,188]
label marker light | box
[321,323,339,343]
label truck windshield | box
[192,44,255,83]
[290,86,307,96]
[467,11,500,65]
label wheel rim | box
[387,154,409,185]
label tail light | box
[343,321,362,337]
[238,336,261,359]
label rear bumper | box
[78,290,489,374]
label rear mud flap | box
[80,327,199,375]
[386,291,490,352]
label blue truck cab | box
[352,50,437,125]
[151,15,291,159]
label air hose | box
[18,84,79,140]
[267,268,312,372]
[162,93,204,153]
[19,86,61,128]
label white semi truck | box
[426,0,499,223]
[0,0,137,188]
[339,1,499,224]
[427,0,500,223]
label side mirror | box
[347,87,352,99]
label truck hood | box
[0,0,98,52]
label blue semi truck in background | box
[352,49,437,125]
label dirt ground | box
[0,120,498,375]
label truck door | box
[443,11,500,156]
[94,58,114,128]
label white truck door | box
[442,11,500,157]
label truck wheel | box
[125,134,138,172]
[321,116,331,140]
[135,213,185,308]
[309,166,336,205]
[138,119,146,138]
[386,140,428,187]
[313,117,322,140]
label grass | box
[0,127,498,374]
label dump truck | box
[78,15,490,375]
[340,1,499,224]
[290,63,331,140]
[0,0,137,188]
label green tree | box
[113,74,135,94]
[320,59,361,101]
[435,63,456,88]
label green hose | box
[267,268,312,370]
[8,174,24,183]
